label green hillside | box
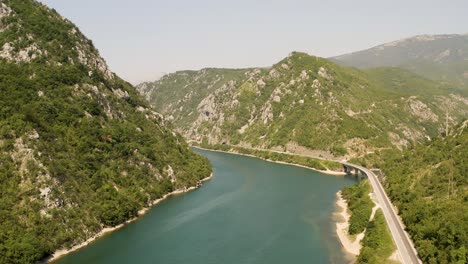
[0,1,211,263]
[365,122,468,263]
[138,52,468,159]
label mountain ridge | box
[331,33,468,89]
[137,51,468,159]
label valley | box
[0,1,466,264]
[138,40,468,264]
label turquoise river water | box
[55,149,357,264]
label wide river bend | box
[55,149,356,264]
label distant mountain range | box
[331,34,468,89]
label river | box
[55,149,357,264]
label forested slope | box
[366,122,468,263]
[0,1,211,263]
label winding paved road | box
[342,162,421,264]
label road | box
[342,162,421,264]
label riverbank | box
[46,173,214,263]
[335,191,363,256]
[193,146,346,176]
[335,189,401,264]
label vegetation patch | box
[341,179,374,235]
[357,209,397,264]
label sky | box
[39,0,468,85]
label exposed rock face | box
[257,79,266,88]
[0,42,13,60]
[318,67,332,80]
[261,102,274,124]
[113,88,130,99]
[136,82,152,101]
[0,3,12,22]
[269,68,280,79]
[198,94,218,121]
[312,79,321,89]
[165,165,176,183]
[75,43,114,79]
[407,97,438,122]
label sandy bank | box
[46,173,213,263]
[335,191,401,263]
[335,191,364,256]
[193,146,346,176]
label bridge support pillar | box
[343,165,350,174]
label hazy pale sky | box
[39,0,467,84]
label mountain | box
[0,1,211,263]
[331,34,468,88]
[373,121,468,263]
[137,52,468,159]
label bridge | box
[342,162,421,264]
[343,164,366,176]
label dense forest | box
[0,1,211,263]
[380,123,468,264]
[353,122,468,263]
